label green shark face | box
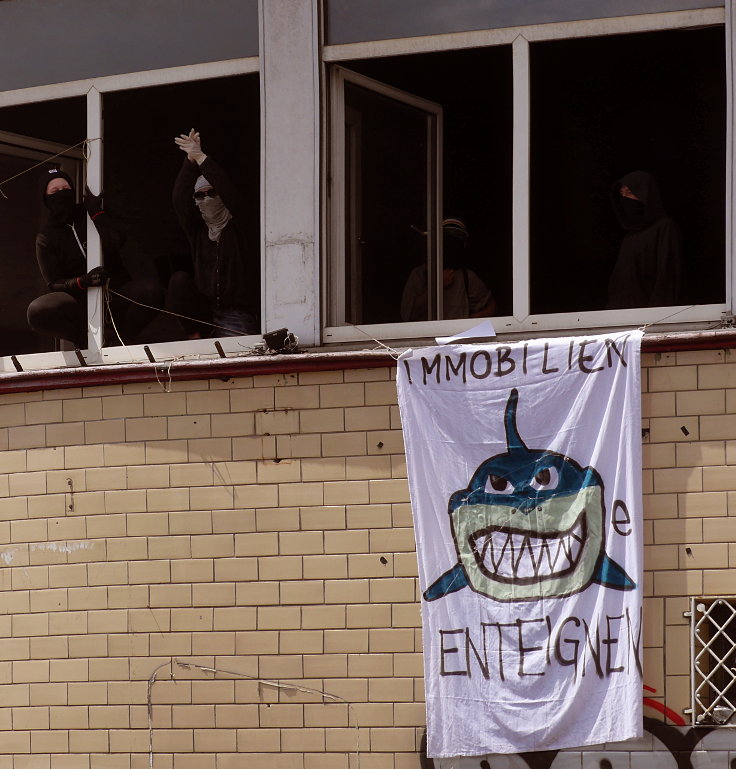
[423,390,634,603]
[452,484,603,601]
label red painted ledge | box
[0,350,396,395]
[0,327,734,395]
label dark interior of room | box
[530,25,726,314]
[0,74,259,355]
[343,25,726,321]
[0,96,85,355]
[103,73,260,344]
[340,47,515,323]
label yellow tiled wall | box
[641,348,736,721]
[0,349,732,768]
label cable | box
[347,323,401,359]
[638,303,698,333]
[0,137,101,199]
[146,658,362,769]
[103,284,138,366]
[174,660,362,769]
[106,287,252,338]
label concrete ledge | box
[1,327,735,394]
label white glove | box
[174,128,206,165]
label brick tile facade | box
[0,351,732,767]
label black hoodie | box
[35,169,127,296]
[172,156,258,313]
[607,170,682,309]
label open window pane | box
[530,26,726,315]
[0,98,85,356]
[340,74,440,325]
[332,46,513,327]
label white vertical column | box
[512,35,531,322]
[727,1,735,317]
[259,0,321,346]
[86,86,104,355]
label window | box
[102,74,261,348]
[0,98,85,357]
[325,13,728,342]
[332,68,443,326]
[328,46,513,333]
[689,597,736,726]
[0,67,260,370]
[530,27,725,315]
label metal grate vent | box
[689,597,736,726]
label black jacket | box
[607,170,683,309]
[35,207,128,297]
[172,156,258,313]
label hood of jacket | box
[39,167,81,226]
[611,170,667,232]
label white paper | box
[436,319,497,345]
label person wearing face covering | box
[607,170,683,309]
[400,217,496,322]
[169,129,259,338]
[26,168,164,348]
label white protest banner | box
[397,332,643,757]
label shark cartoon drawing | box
[424,388,635,602]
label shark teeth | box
[471,517,586,583]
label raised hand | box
[174,128,206,164]
[80,265,109,288]
[83,186,104,217]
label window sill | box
[324,304,728,346]
[0,344,396,395]
[2,320,736,395]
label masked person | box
[27,168,163,348]
[169,129,259,338]
[607,170,683,309]
[401,217,496,322]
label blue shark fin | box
[594,554,636,590]
[423,564,469,601]
[504,388,528,453]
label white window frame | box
[0,57,260,373]
[323,7,731,344]
[329,66,444,327]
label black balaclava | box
[611,170,667,232]
[41,168,77,225]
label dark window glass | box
[0,98,86,356]
[325,0,721,45]
[343,82,434,325]
[0,98,85,148]
[0,0,258,92]
[530,26,726,313]
[103,74,260,345]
